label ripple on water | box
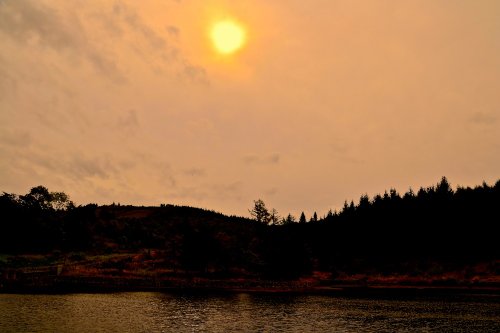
[0,292,499,333]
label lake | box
[0,292,499,332]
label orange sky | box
[1,0,499,218]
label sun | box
[210,20,247,55]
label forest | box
[0,177,499,291]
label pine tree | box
[299,212,307,224]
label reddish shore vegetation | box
[1,252,499,293]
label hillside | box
[1,178,499,292]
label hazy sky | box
[1,0,499,217]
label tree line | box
[1,177,499,278]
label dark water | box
[0,292,499,332]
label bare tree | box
[270,208,281,225]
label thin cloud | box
[68,155,115,180]
[211,181,244,201]
[111,1,207,82]
[0,0,207,84]
[114,1,167,50]
[0,1,125,83]
[0,130,32,148]
[86,52,127,84]
[0,55,17,99]
[0,1,78,50]
[168,186,207,201]
[183,168,206,177]
[182,64,209,84]
[265,188,278,196]
[330,142,363,164]
[166,26,180,38]
[116,109,140,135]
[470,112,496,125]
[244,153,281,165]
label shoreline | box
[2,253,499,297]
[2,276,500,296]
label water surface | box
[0,292,499,332]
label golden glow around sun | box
[210,20,246,55]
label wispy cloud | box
[0,1,79,49]
[470,112,497,125]
[115,109,140,135]
[0,0,207,83]
[183,168,206,177]
[166,26,180,38]
[182,64,209,84]
[0,0,125,82]
[244,153,281,165]
[67,155,117,180]
[0,130,32,148]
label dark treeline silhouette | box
[1,177,499,280]
[310,177,500,276]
